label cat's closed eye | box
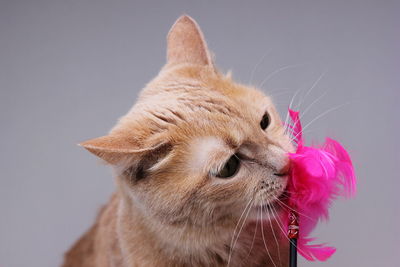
[215,155,240,179]
[260,112,270,130]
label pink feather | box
[284,109,356,261]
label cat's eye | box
[260,112,270,130]
[215,155,240,179]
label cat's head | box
[80,16,293,228]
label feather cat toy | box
[285,109,356,266]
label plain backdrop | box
[1,1,399,266]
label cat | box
[63,15,293,267]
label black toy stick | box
[288,210,299,267]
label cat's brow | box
[223,137,239,150]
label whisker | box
[243,205,259,262]
[266,205,282,267]
[269,204,292,240]
[259,63,306,89]
[268,90,294,98]
[297,71,327,110]
[249,50,272,85]
[232,201,254,254]
[234,155,255,174]
[260,196,277,267]
[274,199,316,222]
[283,89,302,134]
[299,91,328,121]
[283,73,325,136]
[290,102,351,142]
[227,197,254,267]
[269,203,309,257]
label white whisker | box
[243,205,259,262]
[266,205,282,267]
[268,89,294,98]
[290,102,350,142]
[260,197,277,267]
[283,89,302,134]
[249,50,272,85]
[268,203,308,257]
[297,71,326,109]
[274,199,316,222]
[227,198,254,267]
[299,91,328,121]
[259,63,305,89]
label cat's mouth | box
[274,172,289,177]
[248,189,287,221]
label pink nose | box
[274,162,291,177]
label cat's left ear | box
[166,15,214,68]
[79,134,173,181]
[79,134,169,165]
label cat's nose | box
[274,162,290,177]
[267,144,291,177]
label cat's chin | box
[247,201,283,222]
[247,188,287,222]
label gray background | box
[1,0,399,266]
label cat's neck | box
[63,192,287,267]
[117,193,236,266]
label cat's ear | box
[79,134,168,165]
[166,15,214,67]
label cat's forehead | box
[143,66,274,117]
[115,66,279,151]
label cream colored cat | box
[63,15,293,267]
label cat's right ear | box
[166,15,214,68]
